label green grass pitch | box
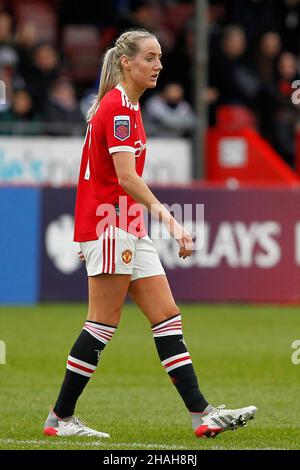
[0,303,299,450]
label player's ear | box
[120,55,131,71]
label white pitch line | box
[0,440,291,451]
[0,439,182,450]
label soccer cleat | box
[43,407,110,438]
[195,404,257,439]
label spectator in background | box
[211,24,260,111]
[0,0,297,171]
[15,22,40,78]
[255,31,282,83]
[143,82,195,137]
[254,31,282,140]
[162,26,194,103]
[0,10,13,43]
[0,10,19,71]
[79,84,99,118]
[274,0,300,55]
[117,0,173,63]
[44,77,84,136]
[224,0,280,45]
[270,52,300,168]
[0,87,42,135]
[0,10,14,47]
[0,63,26,113]
[23,42,62,113]
[0,66,12,113]
[207,0,227,52]
[118,0,161,34]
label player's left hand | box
[178,230,194,259]
[168,220,194,259]
[78,250,86,262]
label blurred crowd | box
[0,0,300,167]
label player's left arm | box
[112,152,193,259]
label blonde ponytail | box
[86,47,119,122]
[86,29,157,122]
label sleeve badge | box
[114,115,130,141]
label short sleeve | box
[105,106,136,155]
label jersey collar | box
[116,83,139,111]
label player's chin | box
[147,78,158,88]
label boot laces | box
[71,416,86,428]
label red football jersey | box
[74,84,147,242]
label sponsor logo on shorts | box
[122,249,133,264]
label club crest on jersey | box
[121,249,133,264]
[114,115,130,141]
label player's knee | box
[171,304,181,317]
[87,307,121,327]
[164,302,180,319]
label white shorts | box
[79,226,165,281]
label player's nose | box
[154,59,163,71]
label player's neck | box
[119,81,144,105]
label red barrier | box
[206,127,299,185]
[216,105,256,129]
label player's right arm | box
[112,152,193,259]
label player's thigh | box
[128,274,180,326]
[87,274,131,325]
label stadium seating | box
[12,0,57,43]
[62,25,101,84]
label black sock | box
[152,314,208,412]
[53,320,116,418]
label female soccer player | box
[44,29,256,439]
